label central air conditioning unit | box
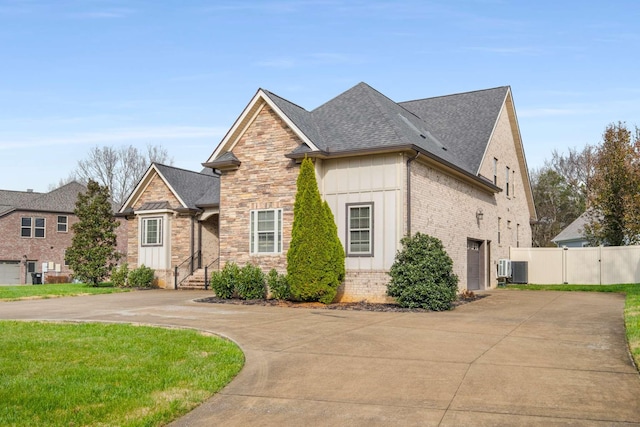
[497,259,512,278]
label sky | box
[1,0,639,193]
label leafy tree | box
[387,232,458,311]
[287,157,343,304]
[530,169,583,247]
[73,144,172,207]
[66,180,121,286]
[584,122,639,246]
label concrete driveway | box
[1,289,639,426]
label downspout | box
[406,151,420,235]
[190,216,195,274]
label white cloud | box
[0,126,226,150]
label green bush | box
[386,232,459,311]
[127,265,155,288]
[111,263,129,288]
[287,157,343,304]
[237,263,267,300]
[210,262,240,299]
[267,269,290,300]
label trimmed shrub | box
[237,263,267,300]
[210,262,240,299]
[44,275,71,284]
[128,265,155,288]
[386,232,459,311]
[111,263,129,288]
[267,269,290,300]
[287,157,342,304]
[323,201,346,283]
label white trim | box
[141,217,163,246]
[119,164,188,212]
[205,89,320,164]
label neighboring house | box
[0,182,128,284]
[552,211,592,247]
[121,82,537,301]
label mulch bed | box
[196,293,486,312]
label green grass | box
[0,321,244,426]
[0,283,129,301]
[508,283,640,369]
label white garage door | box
[0,261,21,284]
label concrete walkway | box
[1,289,639,426]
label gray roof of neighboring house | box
[153,163,219,209]
[0,182,87,217]
[552,211,590,244]
[260,82,509,176]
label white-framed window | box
[347,203,373,256]
[57,215,68,232]
[142,217,162,246]
[21,217,32,237]
[21,217,45,238]
[34,218,45,238]
[250,209,282,254]
[493,158,498,185]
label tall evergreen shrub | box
[287,157,344,304]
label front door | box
[467,240,481,290]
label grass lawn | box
[0,321,244,427]
[509,284,640,369]
[0,283,130,301]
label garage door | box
[0,261,21,284]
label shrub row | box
[110,263,156,288]
[44,275,71,284]
[211,262,290,300]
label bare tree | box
[74,144,172,208]
[545,145,596,208]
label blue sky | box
[1,0,639,192]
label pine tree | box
[66,180,121,286]
[287,158,344,303]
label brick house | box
[0,182,128,284]
[121,83,537,301]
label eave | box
[286,145,501,194]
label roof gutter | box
[288,144,502,194]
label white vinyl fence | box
[509,245,640,285]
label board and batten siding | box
[320,154,403,272]
[137,213,171,271]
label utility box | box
[511,261,528,284]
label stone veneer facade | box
[127,172,219,288]
[217,104,302,273]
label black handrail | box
[173,250,202,289]
[203,257,220,290]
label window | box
[512,170,516,197]
[57,216,68,232]
[516,223,520,248]
[21,217,45,238]
[347,203,373,256]
[21,217,32,237]
[142,217,162,246]
[493,158,498,185]
[250,209,282,254]
[498,217,502,244]
[27,261,36,273]
[34,218,45,238]
[506,166,510,196]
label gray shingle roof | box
[258,82,509,177]
[552,211,590,244]
[0,182,87,217]
[154,163,219,209]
